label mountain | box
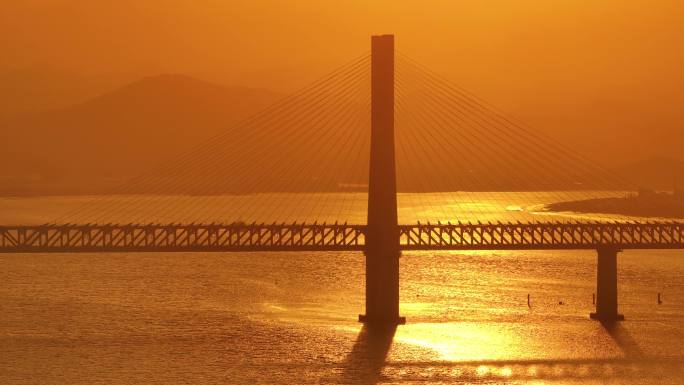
[1,74,679,196]
[0,74,281,195]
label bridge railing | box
[1,221,683,253]
[399,222,684,250]
[0,223,366,253]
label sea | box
[1,192,683,384]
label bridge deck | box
[1,222,682,253]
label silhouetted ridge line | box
[114,69,367,222]
[158,62,369,222]
[55,53,372,224]
[51,49,658,226]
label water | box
[1,193,683,384]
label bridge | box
[3,221,683,253]
[2,35,682,325]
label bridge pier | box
[590,247,624,322]
[359,248,404,325]
[359,34,405,326]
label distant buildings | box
[635,186,684,202]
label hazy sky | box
[3,1,682,88]
[2,0,683,162]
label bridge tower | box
[359,34,405,325]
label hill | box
[0,74,281,195]
[1,74,680,196]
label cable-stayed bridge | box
[2,35,682,324]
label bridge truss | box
[2,221,682,253]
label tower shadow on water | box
[338,325,397,384]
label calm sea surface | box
[1,193,683,384]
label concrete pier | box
[590,247,624,321]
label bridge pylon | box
[359,34,405,325]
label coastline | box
[546,193,684,219]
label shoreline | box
[546,194,684,219]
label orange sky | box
[1,0,683,162]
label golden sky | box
[1,0,683,161]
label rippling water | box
[1,193,683,384]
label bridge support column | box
[359,34,405,326]
[590,247,624,321]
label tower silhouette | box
[359,35,404,325]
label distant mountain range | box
[0,74,681,196]
[0,74,281,195]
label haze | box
[3,3,684,384]
[1,0,683,195]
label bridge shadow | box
[338,324,396,384]
[600,320,644,358]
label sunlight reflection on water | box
[1,193,684,384]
